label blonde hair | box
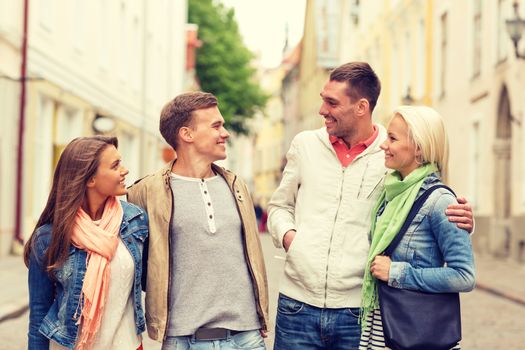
[392,105,449,181]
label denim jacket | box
[385,174,476,293]
[27,201,148,350]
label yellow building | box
[252,67,286,207]
[340,0,434,124]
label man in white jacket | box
[267,62,473,350]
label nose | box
[221,127,230,139]
[380,141,388,151]
[121,167,129,176]
[319,103,328,116]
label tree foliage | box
[188,0,268,133]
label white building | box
[0,0,188,256]
[432,0,525,262]
[0,0,24,257]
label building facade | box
[0,0,188,256]
[432,0,525,262]
[328,0,525,262]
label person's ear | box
[86,177,96,188]
[356,98,369,116]
[179,126,193,143]
[415,146,424,164]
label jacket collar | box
[315,124,386,158]
[121,201,143,223]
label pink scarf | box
[71,197,123,349]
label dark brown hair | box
[330,62,381,112]
[159,91,218,149]
[23,136,118,271]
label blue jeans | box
[274,294,361,350]
[161,330,265,350]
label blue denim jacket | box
[386,174,476,293]
[27,201,148,350]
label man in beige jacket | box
[128,91,269,350]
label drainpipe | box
[14,0,30,245]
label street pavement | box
[1,233,525,349]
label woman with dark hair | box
[25,136,148,350]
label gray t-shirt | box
[166,173,260,336]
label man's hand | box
[283,230,296,252]
[445,197,474,233]
[370,255,391,282]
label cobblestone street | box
[1,234,524,349]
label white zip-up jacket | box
[268,126,387,308]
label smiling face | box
[319,80,360,141]
[87,145,128,199]
[188,106,230,162]
[380,114,420,178]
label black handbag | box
[378,185,462,350]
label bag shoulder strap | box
[383,184,456,256]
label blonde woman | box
[359,106,475,350]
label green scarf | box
[360,163,438,328]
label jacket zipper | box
[163,175,175,341]
[230,175,267,331]
[323,166,346,307]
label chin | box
[116,189,128,197]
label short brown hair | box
[159,91,218,149]
[330,62,381,112]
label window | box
[472,0,482,78]
[415,20,426,98]
[118,2,129,82]
[439,12,448,98]
[56,107,83,145]
[97,0,110,69]
[121,132,139,185]
[403,32,412,99]
[32,97,54,221]
[497,0,509,63]
[391,42,400,105]
[470,120,480,210]
[72,0,86,53]
[39,0,54,31]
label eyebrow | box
[320,93,337,103]
[111,159,121,167]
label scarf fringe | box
[75,265,111,350]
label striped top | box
[359,308,461,350]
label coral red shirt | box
[329,126,379,167]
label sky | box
[219,0,306,68]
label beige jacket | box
[127,161,269,341]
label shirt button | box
[208,202,211,206]
[392,280,399,287]
[345,154,350,158]
[201,179,205,182]
[209,215,213,219]
[204,191,207,194]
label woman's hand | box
[370,255,391,282]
